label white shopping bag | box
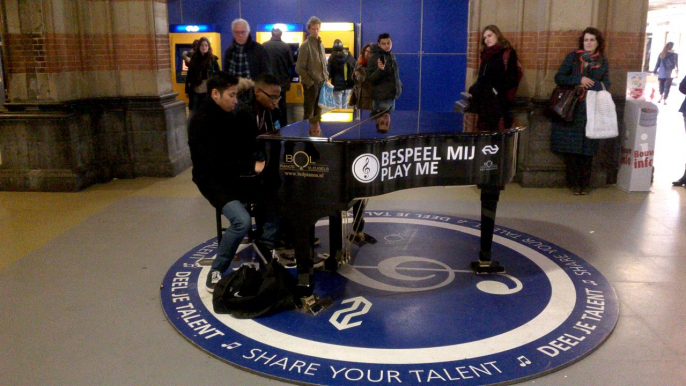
[585,83,618,139]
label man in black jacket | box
[224,19,271,80]
[188,71,279,293]
[262,28,294,127]
[367,33,402,112]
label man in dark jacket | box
[224,19,271,80]
[367,33,402,112]
[262,28,294,127]
[236,73,283,134]
[188,71,279,293]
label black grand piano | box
[257,110,522,297]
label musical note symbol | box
[517,356,531,367]
[362,158,370,178]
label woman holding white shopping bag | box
[550,27,610,195]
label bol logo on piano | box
[352,154,380,183]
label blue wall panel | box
[422,0,468,53]
[420,54,466,112]
[362,0,421,54]
[166,0,469,111]
[241,0,300,26]
[301,0,361,24]
[395,55,420,111]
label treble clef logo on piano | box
[362,158,371,179]
[352,153,380,183]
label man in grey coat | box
[295,16,329,133]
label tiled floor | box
[1,102,685,385]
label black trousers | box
[563,153,593,189]
[658,78,673,99]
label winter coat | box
[327,52,356,91]
[468,44,520,130]
[295,35,328,88]
[263,36,294,90]
[550,51,611,156]
[185,54,220,94]
[223,35,272,79]
[679,77,686,114]
[188,97,259,209]
[367,44,402,100]
[653,52,678,79]
[351,63,374,110]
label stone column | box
[0,0,189,191]
[467,0,648,187]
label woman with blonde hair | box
[653,42,679,105]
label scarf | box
[480,44,504,62]
[228,44,250,78]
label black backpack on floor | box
[212,261,297,318]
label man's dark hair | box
[253,73,280,87]
[377,33,391,42]
[207,71,239,94]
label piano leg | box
[470,185,506,274]
[294,224,316,297]
[325,213,343,272]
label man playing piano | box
[188,71,280,293]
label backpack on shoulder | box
[212,261,298,319]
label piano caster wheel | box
[470,260,505,274]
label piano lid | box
[258,110,523,142]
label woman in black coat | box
[674,76,686,186]
[550,27,610,195]
[185,37,220,113]
[468,25,520,131]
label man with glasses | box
[236,73,283,135]
[223,18,271,83]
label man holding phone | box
[367,32,402,112]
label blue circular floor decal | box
[161,211,618,385]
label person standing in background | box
[550,27,610,196]
[327,39,356,109]
[467,25,520,131]
[185,37,220,114]
[674,76,686,187]
[367,33,402,113]
[653,42,679,105]
[223,19,271,81]
[295,16,329,134]
[263,28,294,127]
[350,43,374,110]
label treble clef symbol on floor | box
[362,158,370,178]
[338,256,523,294]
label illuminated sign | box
[257,23,303,32]
[169,24,218,33]
[321,111,353,122]
[320,22,354,31]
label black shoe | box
[672,174,686,186]
[206,270,221,293]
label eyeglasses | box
[257,88,281,102]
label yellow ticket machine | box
[256,23,305,103]
[169,24,221,105]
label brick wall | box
[5,33,171,75]
[468,29,644,72]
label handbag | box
[550,85,582,121]
[585,83,618,139]
[317,82,335,110]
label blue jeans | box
[373,98,396,112]
[333,89,352,109]
[211,200,280,273]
